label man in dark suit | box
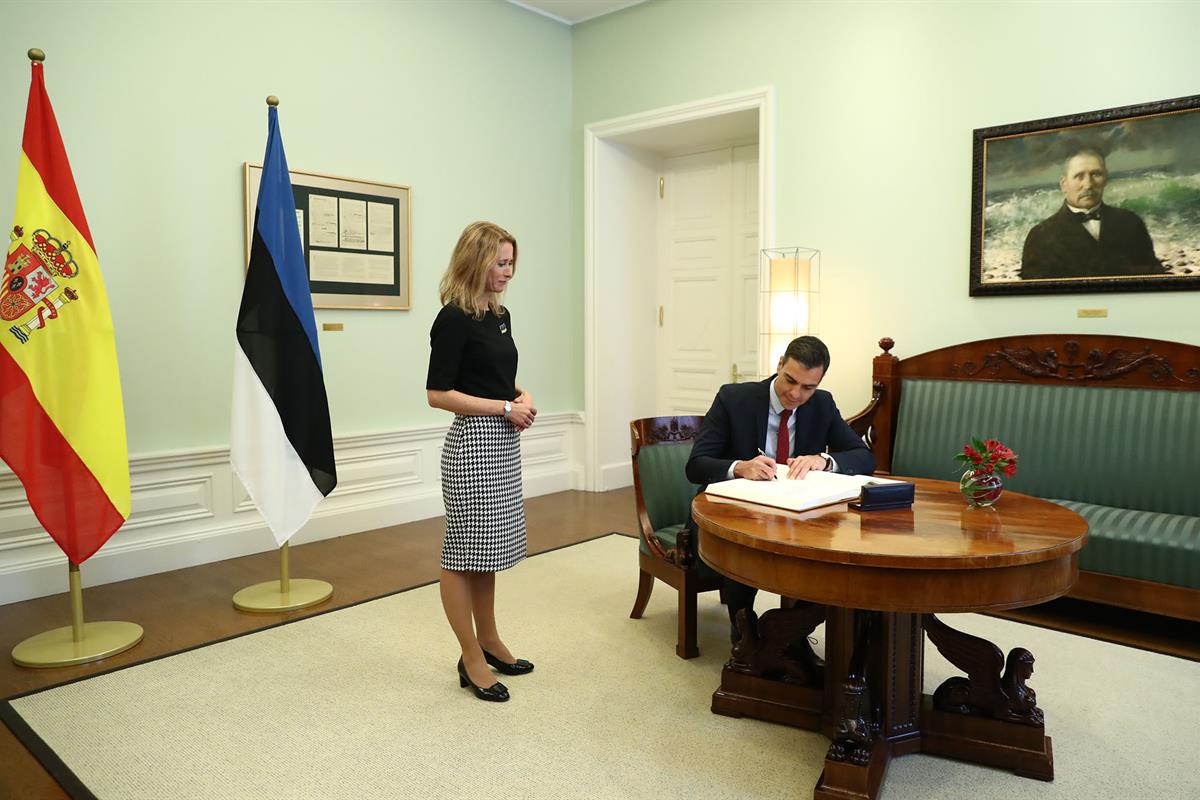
[685,336,874,640]
[1021,147,1163,280]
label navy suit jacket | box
[685,376,874,489]
[1020,203,1163,280]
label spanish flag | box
[0,58,130,565]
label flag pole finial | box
[266,95,279,107]
[28,48,45,62]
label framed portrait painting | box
[970,94,1200,296]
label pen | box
[758,448,778,479]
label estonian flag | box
[231,104,336,546]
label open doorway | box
[583,89,776,491]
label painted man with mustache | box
[1020,147,1163,280]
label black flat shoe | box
[457,657,509,702]
[482,648,535,676]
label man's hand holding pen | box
[733,450,778,481]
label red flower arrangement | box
[956,438,1019,478]
[955,438,1018,506]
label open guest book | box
[704,466,906,513]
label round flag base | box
[233,579,332,613]
[12,621,143,668]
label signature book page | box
[703,467,904,513]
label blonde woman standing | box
[427,221,536,702]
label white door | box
[730,144,761,382]
[656,145,759,414]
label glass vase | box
[960,469,1003,508]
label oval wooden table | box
[693,478,1088,800]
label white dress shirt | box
[726,376,835,478]
[1067,202,1102,241]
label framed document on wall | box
[244,164,412,310]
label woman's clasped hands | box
[507,391,536,430]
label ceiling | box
[508,0,648,25]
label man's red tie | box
[776,409,792,464]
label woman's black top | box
[426,304,518,401]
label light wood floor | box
[2,486,1196,800]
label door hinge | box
[658,177,664,199]
[658,305,664,327]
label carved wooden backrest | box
[630,415,705,458]
[869,335,1200,474]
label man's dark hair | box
[782,336,830,372]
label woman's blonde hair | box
[438,221,518,318]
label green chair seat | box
[1051,499,1200,590]
[638,523,722,581]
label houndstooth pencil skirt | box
[440,415,527,572]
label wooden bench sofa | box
[849,334,1200,623]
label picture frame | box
[244,164,412,310]
[969,94,1200,297]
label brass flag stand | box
[12,562,143,668]
[232,541,332,613]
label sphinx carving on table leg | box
[827,671,874,766]
[925,614,1045,726]
[729,603,826,686]
[826,610,877,766]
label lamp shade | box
[760,246,820,374]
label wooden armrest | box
[846,380,884,445]
[636,515,693,567]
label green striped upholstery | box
[891,379,1200,588]
[1051,500,1200,589]
[636,442,700,532]
[892,380,1200,516]
[635,442,719,578]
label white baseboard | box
[0,412,585,605]
[600,460,632,492]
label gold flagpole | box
[230,95,332,614]
[12,561,144,668]
[10,47,143,669]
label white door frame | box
[582,87,777,491]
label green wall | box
[572,0,1200,409]
[0,0,573,454]
[4,0,1198,457]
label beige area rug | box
[5,534,1198,800]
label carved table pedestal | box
[695,478,1088,800]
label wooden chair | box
[628,415,724,659]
